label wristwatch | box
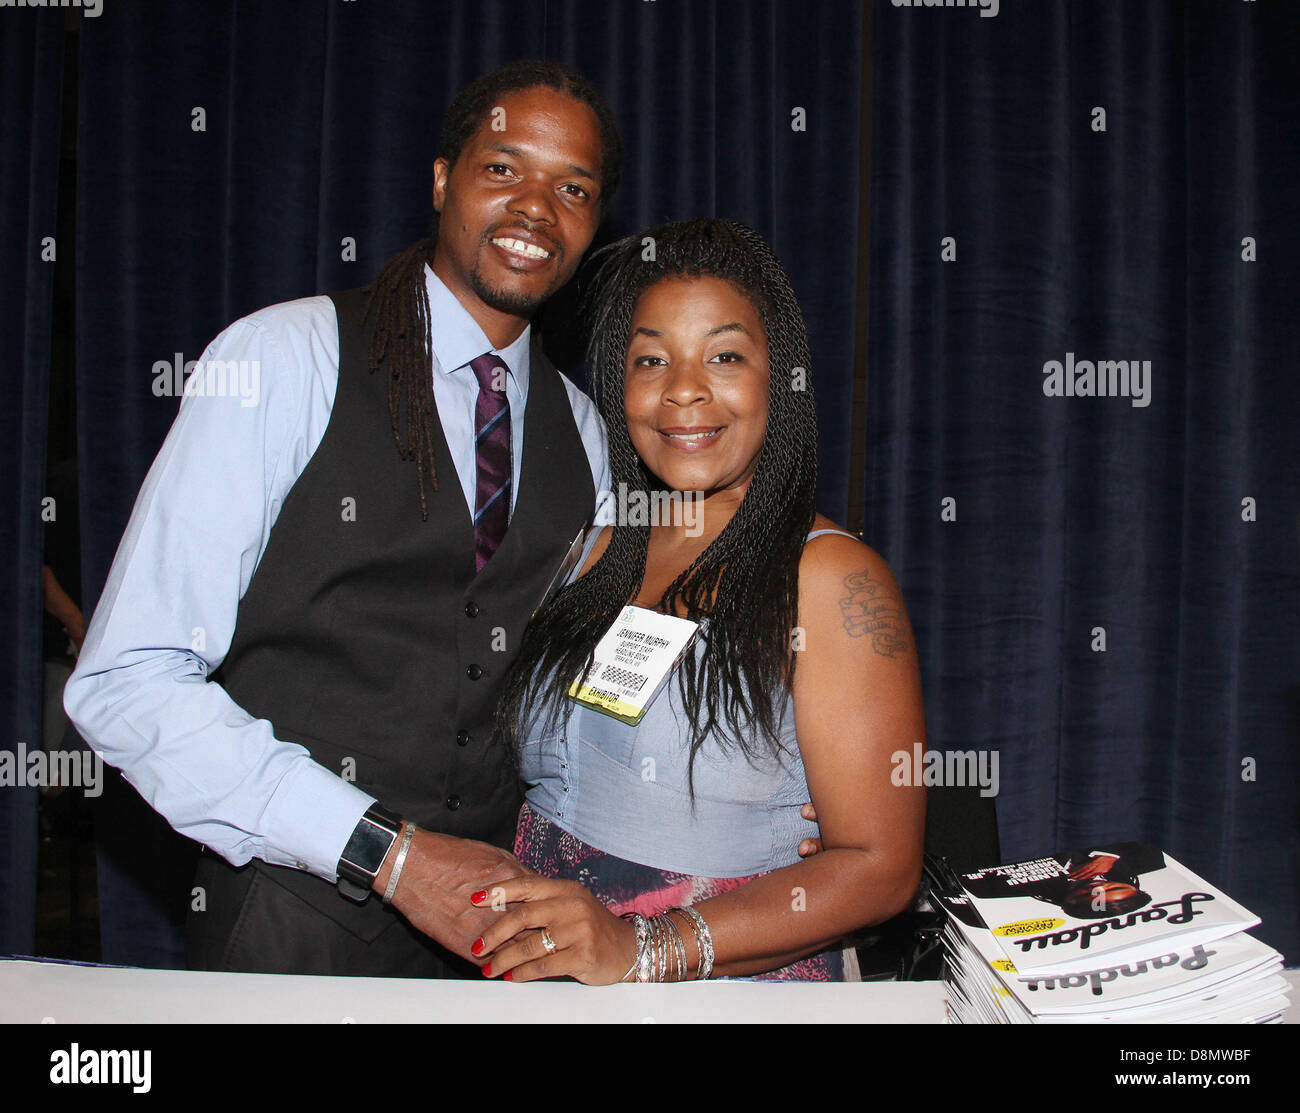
[336,803,403,903]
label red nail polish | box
[470,890,487,905]
[504,971,513,982]
[482,963,492,977]
[471,938,484,956]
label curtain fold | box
[0,13,65,958]
[867,0,1299,961]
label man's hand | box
[374,826,534,963]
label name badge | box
[569,605,699,725]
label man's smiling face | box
[431,85,604,346]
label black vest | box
[214,286,593,928]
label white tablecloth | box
[3,960,1293,1024]
[0,959,946,1023]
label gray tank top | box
[518,528,857,877]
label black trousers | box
[185,850,478,979]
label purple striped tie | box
[469,353,511,572]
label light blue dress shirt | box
[65,266,610,882]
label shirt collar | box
[423,264,531,396]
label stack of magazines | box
[932,842,1289,1023]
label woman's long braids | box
[496,219,819,789]
[362,60,623,519]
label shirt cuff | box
[260,759,378,881]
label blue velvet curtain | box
[867,0,1299,961]
[69,0,864,967]
[0,14,65,958]
[7,0,1294,970]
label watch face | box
[341,809,402,877]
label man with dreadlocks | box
[474,219,927,982]
[67,61,622,977]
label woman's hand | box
[470,877,638,985]
[799,802,823,857]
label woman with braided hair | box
[474,218,926,982]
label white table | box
[2,960,1293,1024]
[0,959,946,1023]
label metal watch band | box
[336,803,403,903]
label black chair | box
[853,781,1000,980]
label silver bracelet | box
[662,911,687,982]
[381,822,417,905]
[632,911,710,983]
[623,914,647,982]
[673,907,704,979]
[633,914,653,983]
[674,905,714,980]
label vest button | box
[456,730,470,747]
[464,600,480,618]
[445,794,461,811]
[466,663,483,681]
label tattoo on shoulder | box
[839,570,910,657]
